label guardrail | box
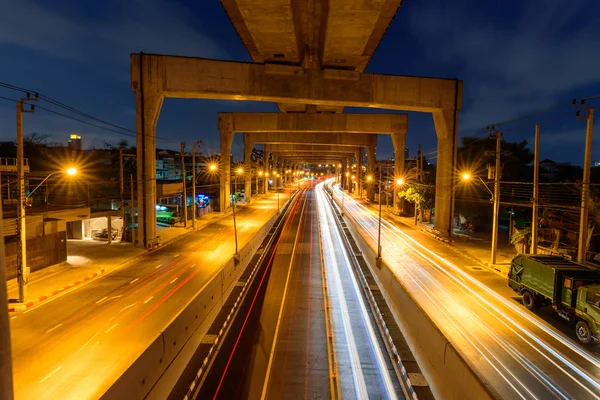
[330,191,496,400]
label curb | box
[420,227,454,243]
[8,268,106,312]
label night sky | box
[1,0,599,166]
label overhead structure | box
[131,0,462,246]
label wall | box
[4,231,67,281]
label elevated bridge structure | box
[131,0,462,247]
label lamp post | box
[461,172,497,264]
[233,167,243,255]
[17,167,77,302]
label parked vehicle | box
[508,254,600,344]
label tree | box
[397,183,435,222]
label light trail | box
[329,181,600,399]
[316,182,399,399]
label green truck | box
[508,254,600,344]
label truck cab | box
[575,285,600,343]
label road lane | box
[331,181,600,400]
[10,191,291,400]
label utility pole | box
[233,174,239,255]
[576,104,594,263]
[490,129,502,265]
[131,174,135,245]
[415,145,422,225]
[180,142,187,227]
[531,124,540,254]
[119,149,125,240]
[377,164,383,259]
[16,94,36,303]
[191,142,196,230]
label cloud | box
[408,0,600,133]
[0,0,228,76]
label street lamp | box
[17,167,77,302]
[208,163,217,172]
[232,167,244,256]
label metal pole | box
[192,142,196,230]
[491,131,502,265]
[233,175,238,255]
[180,142,187,227]
[16,100,27,303]
[578,108,594,263]
[119,149,125,241]
[531,124,540,254]
[377,165,383,259]
[0,199,14,399]
[131,174,135,246]
[341,190,345,216]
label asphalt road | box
[9,191,290,400]
[332,182,600,400]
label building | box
[68,133,82,150]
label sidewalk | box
[5,199,263,311]
[357,196,516,275]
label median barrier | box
[101,197,292,400]
[332,194,496,400]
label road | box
[195,183,333,399]
[9,191,290,400]
[331,181,600,400]
[316,181,403,399]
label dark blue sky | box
[1,0,599,166]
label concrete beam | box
[131,54,462,114]
[218,112,407,134]
[269,144,357,154]
[246,132,372,147]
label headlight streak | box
[316,182,398,399]
[329,182,600,399]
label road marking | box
[129,278,139,284]
[105,323,118,334]
[143,296,154,304]
[78,333,98,352]
[10,316,17,320]
[174,254,180,258]
[170,277,178,284]
[95,296,108,304]
[39,366,62,384]
[190,264,197,268]
[45,323,63,334]
[155,264,162,269]
[118,302,138,314]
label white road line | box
[118,302,138,314]
[129,278,139,284]
[174,254,180,258]
[143,296,154,304]
[78,333,98,353]
[105,323,118,334]
[170,277,178,284]
[45,323,63,334]
[190,264,196,268]
[10,316,17,320]
[155,264,162,269]
[95,296,108,304]
[39,366,62,384]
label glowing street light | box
[461,172,472,181]
[367,175,373,182]
[208,163,218,172]
[66,167,78,176]
[396,178,404,186]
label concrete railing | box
[101,197,293,400]
[332,194,497,400]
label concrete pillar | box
[355,148,363,198]
[346,156,352,192]
[219,130,234,213]
[391,132,407,214]
[135,79,163,248]
[433,109,459,237]
[244,133,253,204]
[107,216,112,244]
[263,144,271,194]
[366,136,377,202]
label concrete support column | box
[355,148,363,198]
[391,132,407,214]
[134,73,163,248]
[366,137,377,202]
[107,216,112,244]
[243,133,253,204]
[263,144,270,194]
[219,130,234,213]
[346,156,353,192]
[433,108,459,237]
[341,162,346,190]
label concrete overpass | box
[131,0,462,247]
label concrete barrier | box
[101,198,293,400]
[332,195,497,400]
